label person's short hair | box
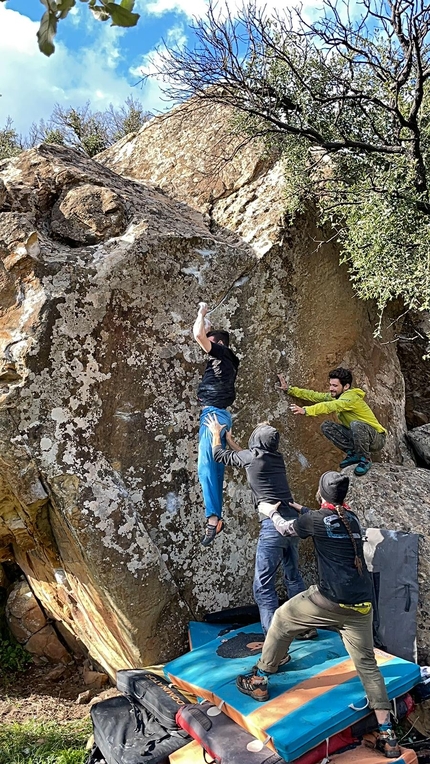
[329,367,352,387]
[207,330,230,347]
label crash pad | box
[165,623,420,762]
[188,621,235,650]
[330,739,418,763]
[168,739,203,763]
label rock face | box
[0,102,419,674]
[347,463,430,663]
[51,183,127,244]
[406,424,430,467]
[6,580,72,664]
[397,313,430,430]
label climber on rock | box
[236,470,401,760]
[204,412,316,641]
[193,302,240,546]
[278,367,386,476]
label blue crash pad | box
[188,621,234,650]
[165,623,420,762]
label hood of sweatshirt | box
[248,424,280,452]
[342,388,366,399]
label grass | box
[0,719,93,764]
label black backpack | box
[86,671,190,764]
[116,670,189,733]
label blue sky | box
[0,0,203,135]
[0,0,310,137]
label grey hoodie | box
[213,424,295,520]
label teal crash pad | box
[165,623,420,762]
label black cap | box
[319,471,349,504]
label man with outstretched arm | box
[205,412,316,640]
[193,302,240,546]
[236,471,401,760]
[278,367,386,476]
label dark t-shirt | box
[197,342,239,409]
[294,508,373,605]
[213,445,295,519]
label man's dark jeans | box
[253,518,305,635]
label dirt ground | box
[0,660,119,725]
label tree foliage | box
[0,117,24,161]
[150,0,430,315]
[0,0,140,56]
[0,97,151,160]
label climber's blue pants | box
[198,406,233,519]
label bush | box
[0,635,32,674]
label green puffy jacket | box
[288,386,386,434]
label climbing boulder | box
[0,105,417,676]
[406,424,430,468]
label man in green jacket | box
[278,367,386,476]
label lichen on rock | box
[0,108,427,673]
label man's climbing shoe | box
[296,628,318,641]
[339,451,361,468]
[375,730,401,759]
[236,667,269,702]
[201,518,224,547]
[354,457,372,476]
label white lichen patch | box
[51,408,70,424]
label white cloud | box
[130,24,187,78]
[143,0,207,17]
[0,5,153,136]
[0,0,338,138]
[140,0,317,20]
[129,24,187,113]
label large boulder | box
[406,424,430,467]
[347,463,430,663]
[98,100,412,485]
[0,113,413,675]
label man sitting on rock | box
[278,367,386,476]
[193,302,240,546]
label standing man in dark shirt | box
[205,414,314,640]
[236,471,400,760]
[193,302,240,546]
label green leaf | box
[105,2,139,26]
[57,0,76,18]
[37,9,57,56]
[120,0,135,11]
[57,0,76,14]
[90,5,110,20]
